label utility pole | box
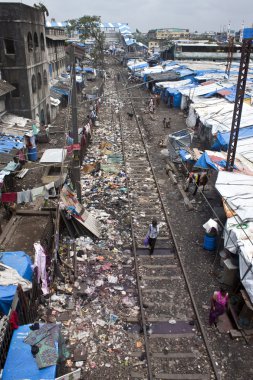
[70,45,82,202]
[225,36,234,79]
[226,29,253,171]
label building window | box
[43,70,47,85]
[27,32,33,52]
[11,83,20,97]
[32,75,36,93]
[37,72,42,89]
[4,39,15,54]
[34,32,39,48]
[40,33,45,50]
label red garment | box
[1,192,17,203]
[9,310,19,330]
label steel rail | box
[113,70,153,380]
[120,66,220,380]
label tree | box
[67,15,105,68]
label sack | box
[144,235,149,247]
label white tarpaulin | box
[0,263,31,291]
[215,171,253,302]
[155,79,192,89]
[40,149,67,163]
[215,171,253,221]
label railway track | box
[110,60,219,380]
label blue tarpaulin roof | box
[128,62,148,71]
[51,86,69,96]
[217,85,251,102]
[194,151,218,170]
[2,324,57,380]
[214,125,253,150]
[83,67,94,73]
[176,68,195,78]
[179,149,194,161]
[0,136,23,153]
[0,251,33,315]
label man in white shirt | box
[148,218,159,256]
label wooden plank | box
[0,216,19,244]
[16,210,53,216]
[152,352,196,359]
[142,265,177,269]
[129,352,145,357]
[141,276,169,280]
[177,184,194,211]
[131,372,146,379]
[155,375,208,380]
[138,255,175,259]
[147,316,181,322]
[167,170,177,185]
[142,289,168,293]
[150,333,195,339]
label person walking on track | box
[147,217,159,257]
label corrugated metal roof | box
[0,80,15,97]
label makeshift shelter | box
[0,251,33,315]
[194,150,253,176]
[215,171,253,304]
[40,149,67,185]
[2,323,60,379]
[168,129,193,162]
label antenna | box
[240,21,245,43]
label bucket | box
[203,233,217,251]
[27,147,37,161]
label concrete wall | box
[0,3,50,123]
[0,99,5,113]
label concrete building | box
[155,28,190,40]
[148,40,160,53]
[0,3,50,124]
[46,26,67,80]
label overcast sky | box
[2,0,252,33]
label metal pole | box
[226,38,252,171]
[70,45,82,202]
[71,45,79,145]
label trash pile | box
[38,89,147,377]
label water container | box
[27,147,37,161]
[203,233,217,251]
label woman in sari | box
[209,287,228,326]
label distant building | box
[156,28,190,40]
[161,41,243,61]
[0,3,50,124]
[148,40,160,53]
[46,26,67,79]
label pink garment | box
[216,291,228,306]
[34,243,49,295]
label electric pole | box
[226,29,253,171]
[70,45,82,202]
